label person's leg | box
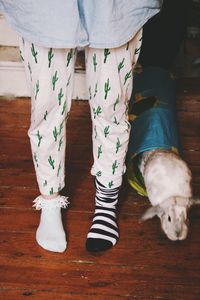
[19,38,76,252]
[85,29,143,252]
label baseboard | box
[0,60,88,99]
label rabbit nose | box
[176,231,181,238]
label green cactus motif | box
[93,53,98,72]
[36,130,43,147]
[28,62,32,81]
[96,171,102,177]
[104,78,111,99]
[59,120,64,134]
[67,49,73,67]
[44,111,48,120]
[118,58,125,72]
[66,74,71,87]
[31,44,38,63]
[20,50,24,61]
[52,70,58,91]
[135,46,141,55]
[112,160,118,175]
[108,181,114,188]
[125,120,131,132]
[57,162,61,177]
[124,70,132,85]
[53,126,59,142]
[89,86,92,100]
[98,145,103,159]
[104,125,110,138]
[33,152,38,167]
[113,95,120,111]
[58,183,62,192]
[58,88,64,105]
[116,138,122,153]
[61,100,67,115]
[94,125,98,139]
[93,83,98,98]
[93,106,102,119]
[113,116,119,125]
[48,156,55,169]
[50,187,54,195]
[43,180,47,187]
[58,137,63,151]
[104,49,111,63]
[35,80,39,100]
[48,48,54,68]
[125,102,129,116]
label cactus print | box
[93,53,98,72]
[124,70,132,85]
[104,78,111,100]
[104,49,111,63]
[58,137,63,151]
[67,49,73,67]
[93,106,102,119]
[104,126,110,138]
[116,138,122,153]
[19,28,142,194]
[31,44,38,63]
[44,111,48,120]
[35,80,40,100]
[53,126,59,142]
[58,88,64,105]
[19,39,77,195]
[48,48,54,68]
[94,83,98,98]
[98,145,103,159]
[86,28,143,188]
[36,130,43,147]
[48,156,55,169]
[52,71,58,90]
[118,58,125,72]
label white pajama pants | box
[19,29,142,195]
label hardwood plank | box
[0,207,200,242]
[0,86,200,300]
[0,289,123,300]
[1,259,200,299]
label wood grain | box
[0,79,200,300]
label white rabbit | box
[138,149,200,241]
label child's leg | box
[85,29,143,252]
[19,39,76,252]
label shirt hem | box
[1,8,159,49]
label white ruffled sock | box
[33,195,69,253]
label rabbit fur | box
[138,149,200,241]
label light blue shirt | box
[0,0,162,48]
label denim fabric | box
[0,0,162,48]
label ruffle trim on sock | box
[32,195,69,210]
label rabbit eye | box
[168,216,171,222]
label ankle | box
[41,193,59,200]
[33,195,69,210]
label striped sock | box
[86,179,120,252]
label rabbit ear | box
[140,205,163,222]
[189,197,200,206]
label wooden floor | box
[0,79,200,300]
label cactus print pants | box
[19,29,142,195]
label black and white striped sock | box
[86,179,120,252]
